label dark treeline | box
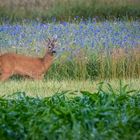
[0,0,140,22]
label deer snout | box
[51,47,57,54]
[52,50,56,53]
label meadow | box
[0,0,140,139]
[0,18,140,139]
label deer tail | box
[0,57,1,67]
[0,56,2,70]
[0,58,2,74]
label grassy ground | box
[0,79,139,97]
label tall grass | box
[0,83,140,139]
[0,0,140,22]
[46,47,140,80]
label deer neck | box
[42,53,54,70]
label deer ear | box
[45,38,51,48]
[52,38,57,43]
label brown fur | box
[0,38,57,81]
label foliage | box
[0,83,140,140]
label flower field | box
[1,20,140,49]
[0,20,140,80]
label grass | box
[0,81,140,140]
[0,0,140,22]
[0,79,139,97]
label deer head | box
[45,37,58,57]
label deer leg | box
[33,74,44,80]
[0,72,12,82]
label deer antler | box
[47,36,58,51]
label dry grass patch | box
[0,79,139,97]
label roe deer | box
[0,37,57,81]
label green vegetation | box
[0,0,140,22]
[0,82,140,140]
